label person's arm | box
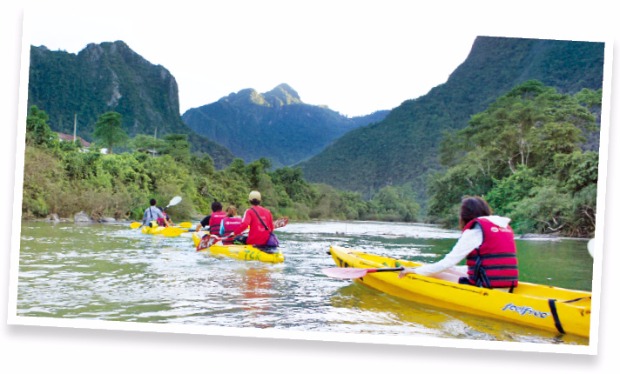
[196,215,210,232]
[231,211,251,236]
[400,227,482,277]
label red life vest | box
[462,217,518,289]
[208,211,227,235]
[221,217,244,244]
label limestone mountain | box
[298,36,606,203]
[181,83,389,167]
[27,41,235,168]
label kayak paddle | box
[322,267,405,279]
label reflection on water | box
[15,220,593,346]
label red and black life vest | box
[221,217,244,244]
[208,211,227,235]
[462,217,518,289]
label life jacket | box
[221,217,244,244]
[462,217,519,289]
[208,211,227,235]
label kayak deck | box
[192,232,284,263]
[327,245,591,338]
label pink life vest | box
[221,217,244,244]
[462,217,518,289]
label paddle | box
[130,196,183,229]
[196,234,222,251]
[322,267,405,279]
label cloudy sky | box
[23,1,482,117]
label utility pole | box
[73,113,77,143]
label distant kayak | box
[324,245,591,338]
[192,232,285,263]
[141,225,188,237]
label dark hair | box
[150,198,157,206]
[459,196,492,229]
[211,201,222,212]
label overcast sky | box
[22,1,484,117]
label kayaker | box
[399,196,519,290]
[156,206,174,227]
[219,205,244,244]
[142,198,168,227]
[226,191,276,251]
[195,200,226,235]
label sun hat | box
[248,190,261,202]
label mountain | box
[298,36,606,202]
[27,41,235,168]
[181,83,389,167]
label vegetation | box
[22,106,420,223]
[28,42,236,168]
[427,81,600,237]
[299,37,605,208]
[182,84,389,167]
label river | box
[13,220,593,347]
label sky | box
[21,1,483,117]
[3,0,620,372]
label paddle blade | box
[274,217,289,229]
[167,196,182,208]
[197,234,221,251]
[130,221,142,229]
[178,221,193,229]
[322,267,372,279]
[322,267,405,279]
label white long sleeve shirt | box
[413,215,511,276]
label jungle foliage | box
[22,106,420,223]
[427,81,601,237]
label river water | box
[14,220,593,347]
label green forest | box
[22,80,601,238]
[22,105,421,224]
[427,81,600,237]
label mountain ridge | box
[182,84,389,167]
[28,40,235,168]
[298,36,605,204]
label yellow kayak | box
[192,232,285,264]
[325,245,591,338]
[141,225,188,237]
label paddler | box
[219,205,243,244]
[142,198,168,227]
[195,200,226,235]
[399,196,519,290]
[226,191,277,251]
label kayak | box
[141,225,188,237]
[325,245,591,338]
[192,232,285,263]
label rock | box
[99,217,116,223]
[74,211,93,223]
[47,213,60,223]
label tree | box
[93,111,128,154]
[162,134,191,164]
[26,105,57,148]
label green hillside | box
[28,41,235,168]
[298,36,605,207]
[182,83,389,167]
